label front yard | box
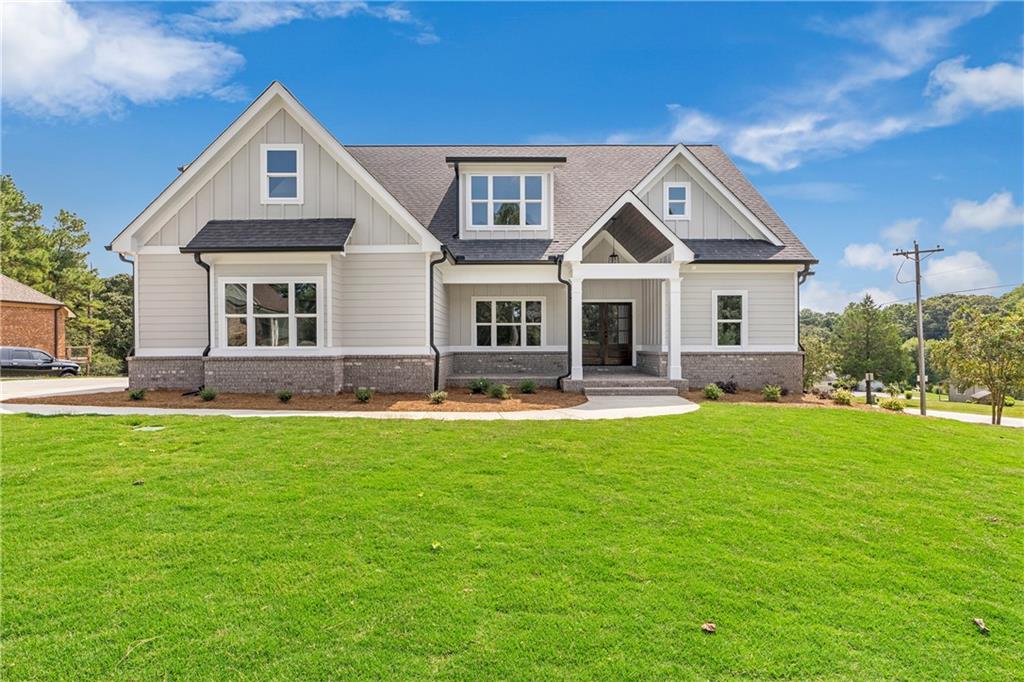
[3,406,1022,679]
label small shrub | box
[489,383,511,400]
[1004,395,1016,407]
[703,383,724,400]
[276,390,292,403]
[354,387,373,403]
[761,384,782,402]
[904,390,913,399]
[128,389,146,401]
[780,387,790,397]
[833,388,853,406]
[879,397,906,411]
[428,390,447,404]
[833,377,856,391]
[816,387,834,401]
[469,378,492,394]
[715,380,738,394]
[886,383,901,397]
[199,387,217,402]
[89,351,124,376]
[518,379,537,394]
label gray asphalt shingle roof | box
[347,144,815,263]
[182,218,355,253]
[0,275,66,307]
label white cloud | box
[921,251,999,294]
[802,280,899,312]
[880,218,922,245]
[841,243,891,270]
[927,56,1024,119]
[944,191,1024,232]
[760,181,861,203]
[2,1,244,117]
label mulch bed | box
[686,389,880,412]
[5,388,587,412]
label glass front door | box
[582,302,632,366]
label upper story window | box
[664,181,690,220]
[468,174,545,229]
[260,144,304,204]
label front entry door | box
[582,303,632,366]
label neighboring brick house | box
[108,82,817,395]
[0,275,73,358]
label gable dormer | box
[448,156,565,241]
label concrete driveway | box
[0,376,128,401]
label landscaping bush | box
[905,390,913,399]
[879,397,906,411]
[488,383,511,400]
[715,380,738,394]
[198,388,217,402]
[469,378,492,394]
[277,390,292,403]
[761,384,782,402]
[428,390,447,404]
[354,387,373,403]
[518,379,537,394]
[780,387,790,397]
[703,383,723,400]
[1004,395,1016,407]
[89,351,123,376]
[886,383,901,397]
[832,377,857,391]
[815,387,834,400]
[833,389,853,406]
[128,389,146,401]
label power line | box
[893,242,944,415]
[881,282,1021,305]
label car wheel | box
[60,370,78,377]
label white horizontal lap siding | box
[640,163,753,240]
[433,269,449,348]
[447,283,567,347]
[137,254,208,350]
[143,109,415,248]
[332,254,344,345]
[681,272,796,347]
[339,253,426,347]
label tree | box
[888,293,1001,341]
[901,337,947,386]
[832,294,911,383]
[800,308,840,334]
[932,308,1024,425]
[801,327,837,390]
[96,274,135,366]
[0,175,52,286]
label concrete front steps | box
[579,371,686,397]
[584,385,680,396]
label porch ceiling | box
[589,203,672,263]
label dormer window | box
[664,181,690,220]
[468,174,545,229]
[260,144,303,204]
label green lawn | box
[3,406,1022,679]
[857,391,1024,418]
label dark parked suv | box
[0,347,80,377]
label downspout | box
[193,253,211,357]
[118,252,136,358]
[796,263,814,390]
[451,162,460,239]
[553,255,572,390]
[429,246,452,391]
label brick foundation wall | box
[0,302,67,358]
[129,356,204,390]
[204,356,343,394]
[636,351,667,377]
[341,356,434,393]
[680,352,803,392]
[449,352,568,378]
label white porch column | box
[571,276,584,380]
[668,275,682,380]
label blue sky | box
[3,1,1022,311]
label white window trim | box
[471,296,546,348]
[465,173,548,231]
[712,289,748,348]
[663,181,691,221]
[260,143,304,205]
[219,276,324,350]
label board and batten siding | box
[144,109,415,248]
[137,254,208,350]
[640,163,755,240]
[447,284,567,347]
[681,272,796,347]
[338,253,426,348]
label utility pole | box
[893,241,944,415]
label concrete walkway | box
[904,406,1024,428]
[0,394,699,421]
[0,377,128,400]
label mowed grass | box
[876,391,1024,419]
[3,406,1022,680]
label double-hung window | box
[664,181,690,220]
[468,175,544,228]
[222,279,320,349]
[713,291,746,347]
[260,144,303,204]
[474,298,543,347]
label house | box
[0,275,74,359]
[108,82,816,395]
